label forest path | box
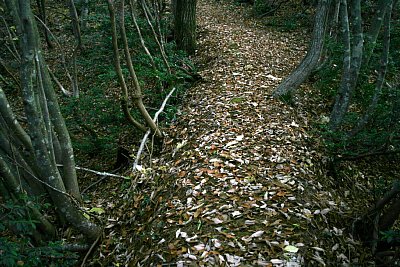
[152,0,329,266]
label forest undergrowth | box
[84,0,392,266]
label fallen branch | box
[47,65,73,96]
[75,166,128,179]
[132,87,176,172]
[80,234,101,267]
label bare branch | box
[132,87,176,172]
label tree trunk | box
[107,0,163,138]
[272,0,331,98]
[174,0,197,55]
[68,0,83,50]
[350,1,392,135]
[362,0,392,68]
[4,0,101,243]
[329,0,355,130]
[35,0,53,48]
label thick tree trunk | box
[272,0,331,97]
[174,0,197,55]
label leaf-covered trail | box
[155,0,329,265]
[97,0,364,266]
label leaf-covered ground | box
[89,0,375,266]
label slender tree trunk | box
[76,0,89,29]
[36,0,53,48]
[362,0,391,68]
[351,1,392,135]
[128,0,157,71]
[329,0,363,130]
[272,0,331,97]
[68,0,83,50]
[107,0,163,138]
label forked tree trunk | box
[107,0,163,138]
[4,0,101,243]
[329,0,390,130]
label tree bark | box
[272,0,331,97]
[107,0,163,138]
[68,0,83,50]
[350,1,392,135]
[35,0,53,48]
[5,0,101,242]
[174,0,197,55]
[329,0,359,130]
[362,0,392,68]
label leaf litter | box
[90,0,373,266]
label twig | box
[0,56,21,88]
[34,15,78,97]
[132,87,176,172]
[47,65,73,96]
[80,234,101,267]
[74,166,128,179]
[0,16,20,61]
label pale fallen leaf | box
[290,121,299,127]
[270,259,283,264]
[284,245,299,253]
[135,165,143,172]
[212,239,222,248]
[211,217,224,224]
[226,140,238,147]
[266,74,282,81]
[235,134,244,141]
[231,210,242,217]
[194,244,205,251]
[321,208,330,215]
[250,230,264,238]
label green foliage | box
[277,93,295,106]
[1,197,38,235]
[314,39,343,99]
[252,0,276,16]
[0,197,78,267]
[380,230,400,244]
[59,2,193,162]
[314,23,400,157]
[0,237,78,267]
[60,86,128,161]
